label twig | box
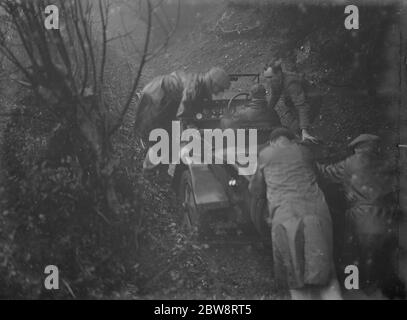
[61,278,77,299]
[95,208,112,225]
[109,0,153,135]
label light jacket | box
[249,141,331,227]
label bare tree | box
[0,0,179,218]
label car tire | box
[250,196,271,243]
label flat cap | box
[348,134,380,148]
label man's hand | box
[301,129,319,143]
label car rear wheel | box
[250,197,271,243]
[178,170,207,236]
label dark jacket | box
[317,150,395,235]
[268,71,311,130]
[135,71,211,138]
[135,71,185,139]
[220,98,281,130]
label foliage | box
[0,0,178,298]
[0,99,139,298]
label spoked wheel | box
[178,170,206,236]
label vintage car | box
[170,73,272,241]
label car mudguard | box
[173,164,230,211]
[188,164,230,211]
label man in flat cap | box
[264,59,318,143]
[317,134,397,296]
[249,127,342,300]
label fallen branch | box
[62,278,77,299]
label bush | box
[0,98,141,299]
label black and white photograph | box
[0,0,406,304]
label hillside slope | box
[0,1,403,300]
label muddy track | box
[130,175,285,299]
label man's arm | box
[286,81,311,130]
[286,81,321,142]
[316,160,346,184]
[268,86,282,112]
[176,86,197,131]
[176,86,193,117]
[176,76,209,130]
